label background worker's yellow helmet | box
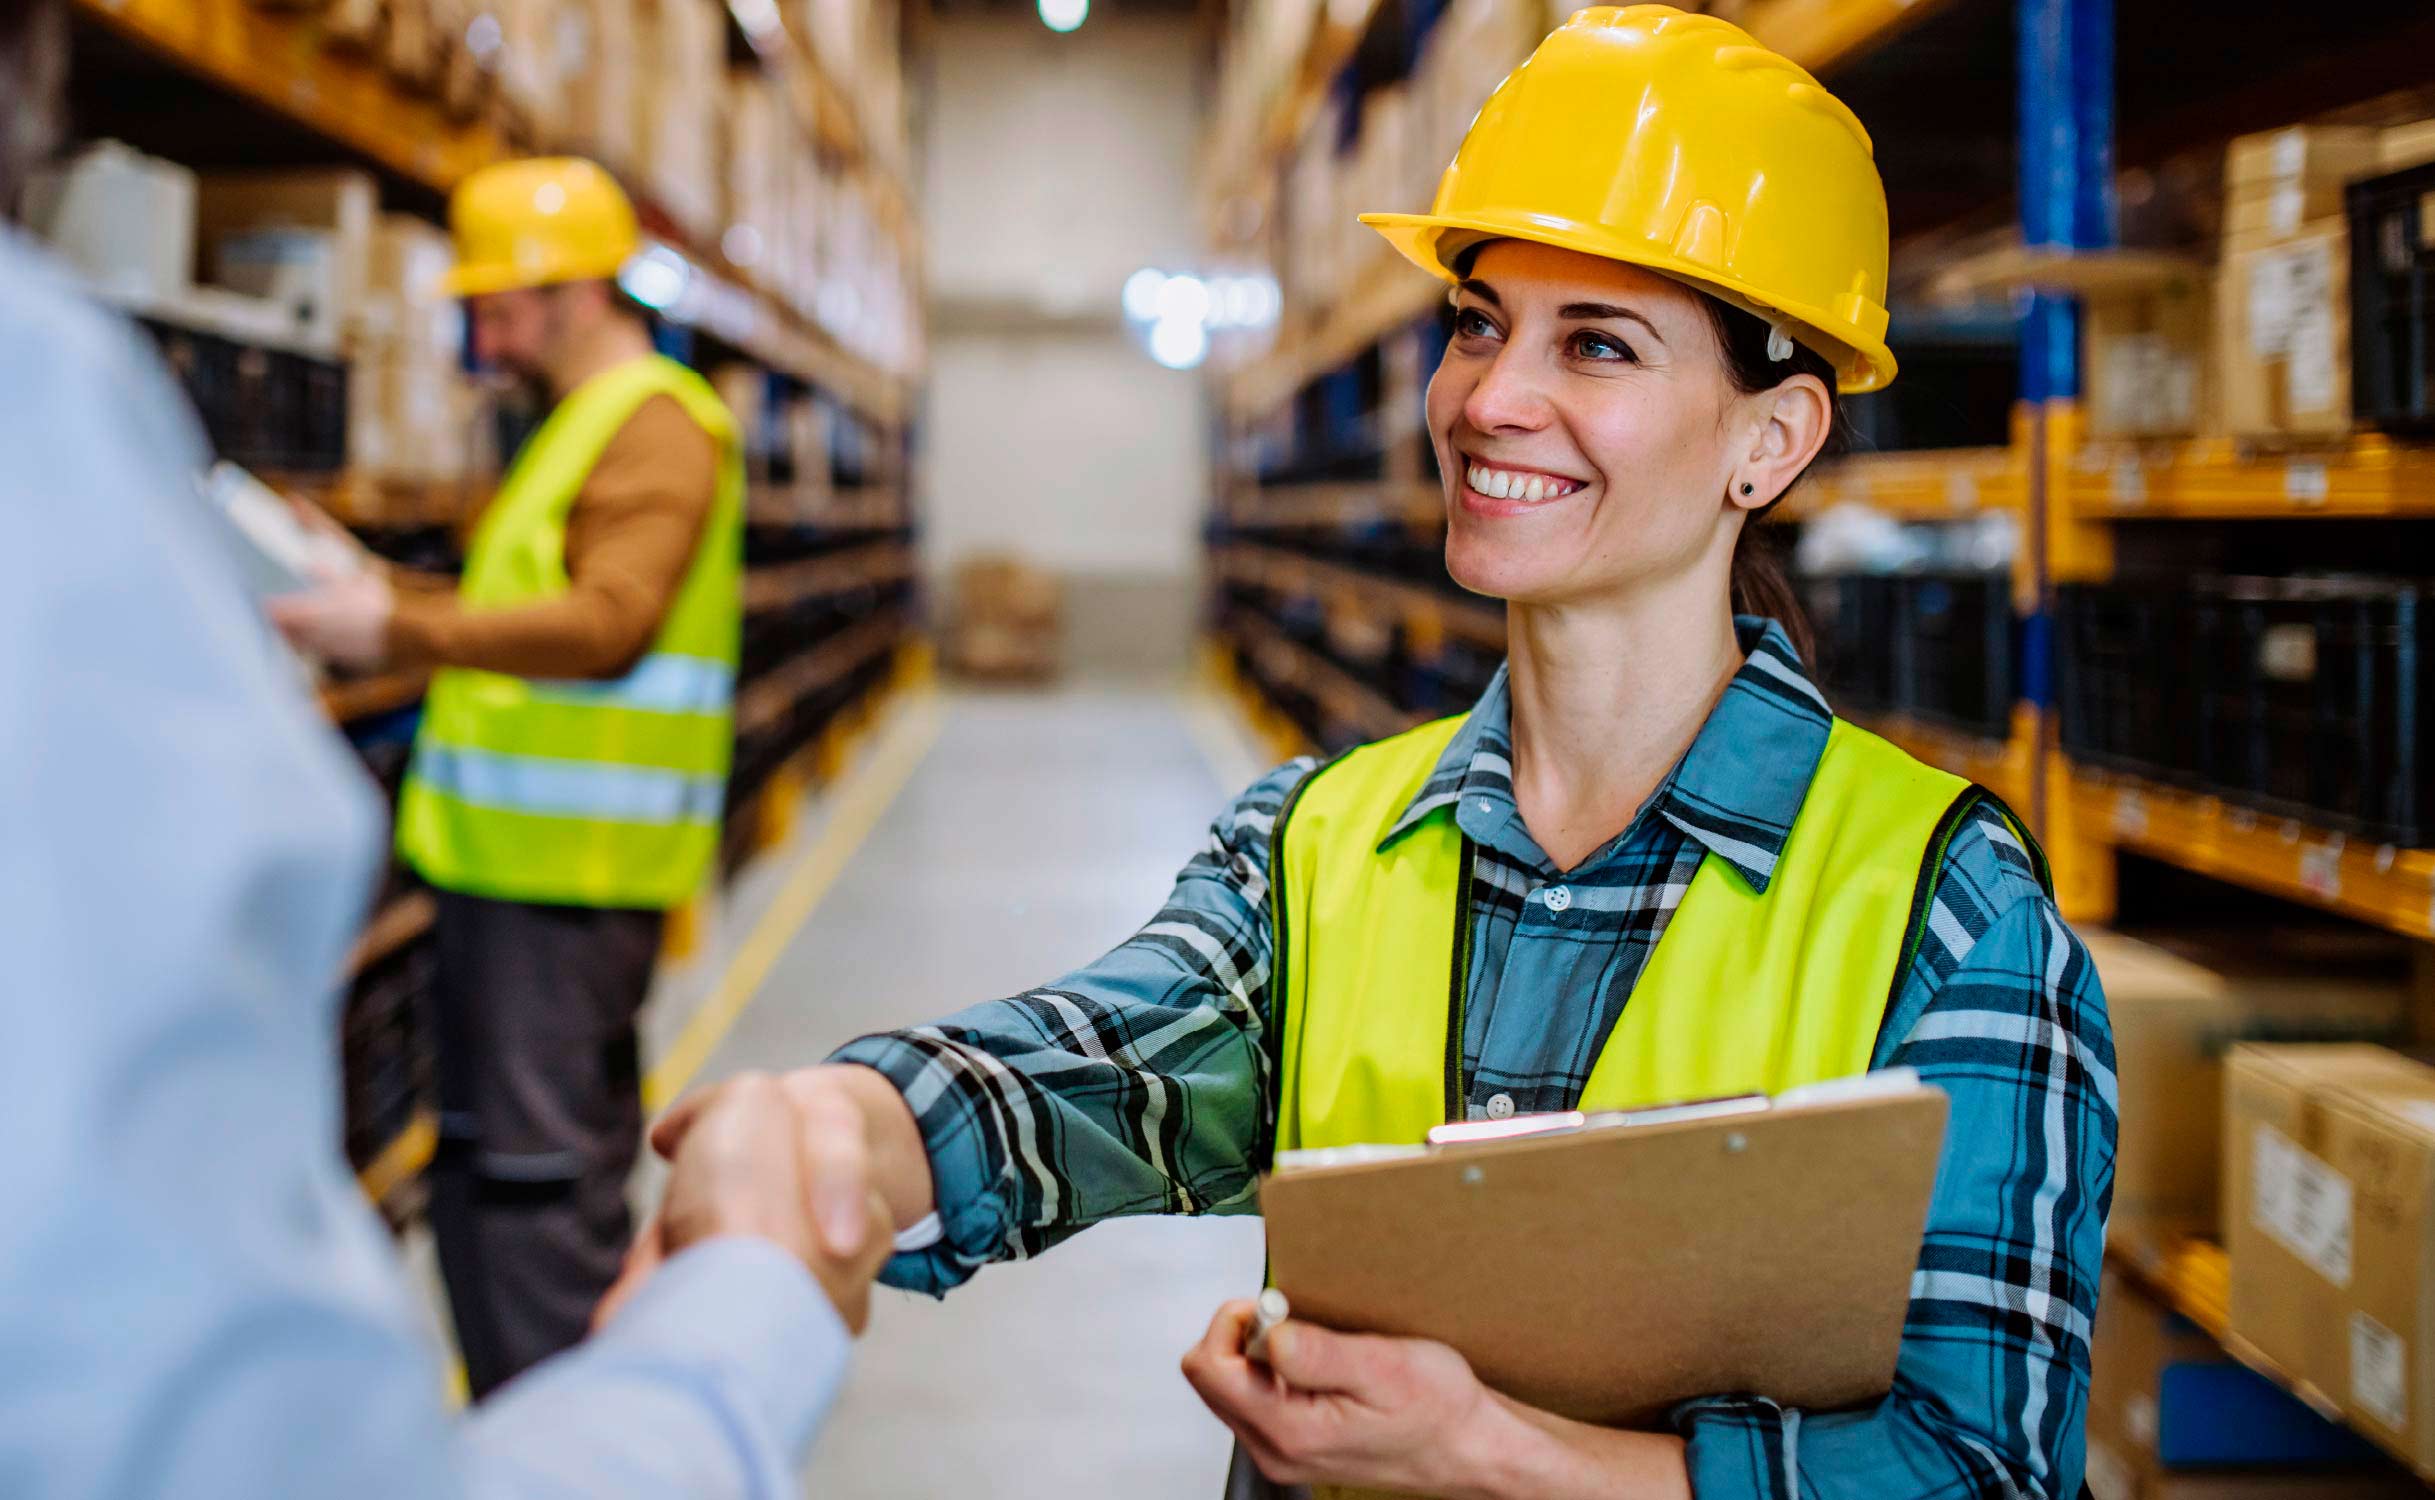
[1363,5,1897,392]
[442,157,640,299]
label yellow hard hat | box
[441,157,640,299]
[1362,6,1896,392]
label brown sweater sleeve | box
[387,394,721,679]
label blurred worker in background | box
[268,157,746,1394]
[0,2,889,1492]
[648,8,2113,1499]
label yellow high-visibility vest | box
[397,354,743,910]
[1270,713,1984,1154]
[1266,712,2009,1500]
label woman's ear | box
[1728,373,1832,513]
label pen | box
[1245,1286,1290,1368]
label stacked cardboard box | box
[2218,127,2378,441]
[947,557,1063,682]
[346,215,487,488]
[23,141,198,310]
[2225,1045,2435,1480]
[196,168,381,356]
[2083,269,2216,441]
[2094,928,2409,1275]
[640,0,726,236]
[720,73,788,283]
[2089,1270,2419,1500]
[558,0,642,172]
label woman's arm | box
[650,755,1319,1293]
[1673,810,2117,1500]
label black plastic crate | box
[2347,159,2435,435]
[1895,571,2013,739]
[1797,573,1901,715]
[2056,583,2198,784]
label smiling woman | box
[659,9,2118,1500]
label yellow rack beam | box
[2068,767,2435,940]
[77,0,507,192]
[2069,432,2435,520]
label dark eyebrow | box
[1456,279,1501,308]
[1560,302,1667,346]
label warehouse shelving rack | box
[67,0,930,1218]
[1203,0,2435,1479]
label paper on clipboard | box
[1259,1073,1949,1426]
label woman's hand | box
[1180,1301,1693,1500]
[1181,1299,1510,1498]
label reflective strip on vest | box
[1269,715,1973,1158]
[412,744,725,826]
[523,651,736,716]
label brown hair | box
[1699,296,1847,667]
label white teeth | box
[1468,462,1579,501]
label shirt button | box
[1476,798,1494,815]
[1486,1093,1517,1120]
[1543,884,1573,913]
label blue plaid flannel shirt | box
[833,619,2117,1499]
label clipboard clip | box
[1424,1092,1770,1147]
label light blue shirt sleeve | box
[0,229,847,1500]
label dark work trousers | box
[426,889,665,1398]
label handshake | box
[595,1065,922,1334]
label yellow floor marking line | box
[1179,670,1280,797]
[642,686,947,1112]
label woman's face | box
[1425,241,1804,608]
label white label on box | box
[2274,128,2307,177]
[2271,183,2305,236]
[2288,306,2338,413]
[2249,252,2298,356]
[2352,1311,2409,1431]
[2253,1123,2354,1285]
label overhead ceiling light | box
[1154,273,1210,326]
[1149,315,1208,370]
[1039,0,1087,32]
[1122,268,1168,322]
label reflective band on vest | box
[1269,715,1974,1158]
[397,354,744,910]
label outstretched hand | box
[595,1072,894,1333]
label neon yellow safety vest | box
[1270,713,1999,1157]
[397,354,744,910]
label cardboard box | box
[2083,273,2214,440]
[559,0,641,171]
[2382,119,2435,174]
[197,168,379,332]
[2219,221,2352,440]
[211,229,345,354]
[2089,1270,2399,1500]
[2228,127,2383,195]
[2097,929,2410,1273]
[2225,1045,2435,1477]
[23,140,197,306]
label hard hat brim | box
[439,256,631,299]
[1361,209,1895,394]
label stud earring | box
[1740,482,1755,496]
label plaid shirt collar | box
[1379,617,1835,893]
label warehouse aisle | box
[662,682,1272,1500]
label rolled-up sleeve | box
[830,757,1315,1294]
[1677,816,2117,1500]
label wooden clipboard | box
[1259,1082,1949,1426]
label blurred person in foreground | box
[0,3,887,1492]
[270,156,745,1394]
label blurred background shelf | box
[2070,767,2435,940]
[2068,433,2435,519]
